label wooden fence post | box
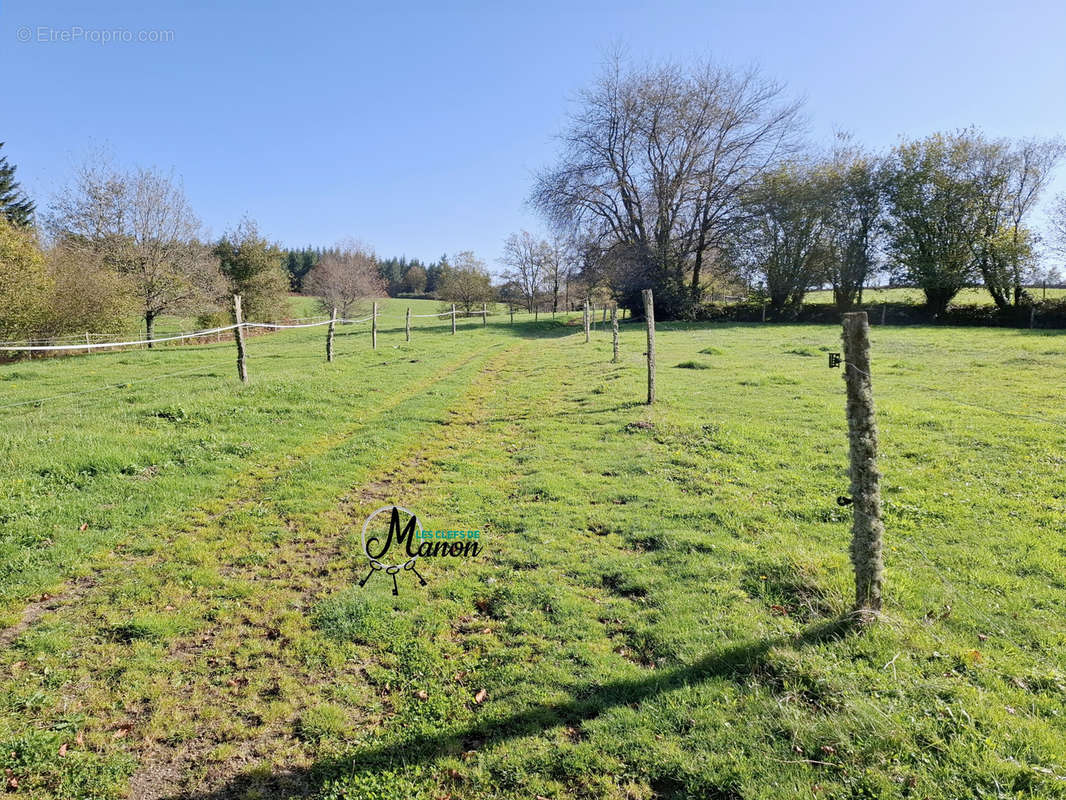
[233,294,248,383]
[85,332,91,355]
[451,304,456,335]
[584,300,590,343]
[510,306,514,324]
[842,311,884,621]
[602,306,607,325]
[611,306,619,363]
[405,307,411,342]
[881,303,887,326]
[643,289,655,404]
[372,301,378,349]
[482,302,487,325]
[761,302,767,323]
[327,306,337,362]
[1030,306,1036,329]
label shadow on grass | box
[164,617,855,800]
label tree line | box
[527,55,1066,320]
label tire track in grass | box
[0,343,495,651]
[123,341,531,799]
[0,342,509,800]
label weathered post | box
[643,289,655,404]
[881,303,887,326]
[611,306,619,363]
[85,332,91,355]
[405,307,411,342]
[584,300,590,343]
[842,311,884,621]
[510,306,514,324]
[451,304,457,335]
[326,306,337,362]
[232,294,248,383]
[482,302,487,325]
[372,301,378,349]
[602,306,607,325]
[761,302,767,323]
[1030,305,1036,329]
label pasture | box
[1,307,1064,799]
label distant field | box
[806,286,1066,305]
[0,314,1063,798]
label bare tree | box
[542,232,577,313]
[304,241,384,317]
[532,54,803,316]
[976,138,1064,307]
[1052,194,1066,262]
[46,159,222,344]
[500,231,545,313]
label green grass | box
[0,310,1064,799]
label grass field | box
[1,305,1064,799]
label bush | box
[0,219,51,341]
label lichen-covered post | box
[371,301,378,349]
[326,306,337,362]
[642,289,655,404]
[611,305,619,363]
[405,307,411,342]
[842,311,884,621]
[232,294,248,383]
[451,304,456,335]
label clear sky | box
[2,0,1064,269]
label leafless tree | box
[1052,194,1066,262]
[46,159,223,344]
[542,232,578,313]
[500,231,545,313]
[532,54,803,315]
[304,241,384,317]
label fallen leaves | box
[473,688,488,704]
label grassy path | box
[1,319,1064,799]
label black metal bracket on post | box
[828,353,842,369]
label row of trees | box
[0,151,379,344]
[1,143,497,342]
[530,55,1066,319]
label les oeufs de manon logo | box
[359,505,481,595]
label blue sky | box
[2,0,1064,269]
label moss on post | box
[842,311,884,621]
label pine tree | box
[0,143,35,228]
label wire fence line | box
[0,305,557,354]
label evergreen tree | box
[0,143,35,228]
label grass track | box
[1,314,1064,799]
